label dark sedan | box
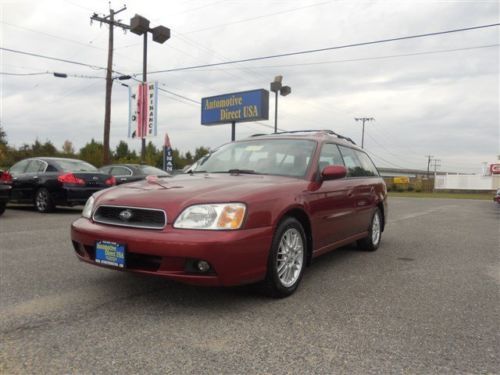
[8,157,115,213]
[99,164,169,185]
[0,170,12,216]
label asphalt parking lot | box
[0,198,498,374]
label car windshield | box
[194,139,316,178]
[138,165,168,175]
[55,159,98,172]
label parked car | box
[0,170,12,216]
[71,130,387,297]
[99,164,169,185]
[494,188,500,204]
[8,157,115,213]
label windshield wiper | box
[227,169,257,175]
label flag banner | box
[163,133,173,172]
[128,82,158,139]
[146,82,158,138]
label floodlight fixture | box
[152,25,171,44]
[130,14,150,35]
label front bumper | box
[71,218,273,286]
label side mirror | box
[321,165,347,181]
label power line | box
[180,0,332,34]
[0,71,104,79]
[0,47,106,70]
[147,23,500,75]
[184,43,499,71]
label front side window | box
[194,139,316,178]
[338,146,377,177]
[356,151,379,176]
[318,143,344,171]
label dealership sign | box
[201,89,269,126]
[128,82,158,138]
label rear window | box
[138,166,168,175]
[54,159,97,172]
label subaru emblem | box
[119,209,133,221]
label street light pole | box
[270,75,291,134]
[129,14,170,163]
[141,32,148,162]
[274,91,278,134]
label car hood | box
[94,173,307,211]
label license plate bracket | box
[95,241,125,268]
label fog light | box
[197,260,210,272]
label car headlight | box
[174,203,246,230]
[82,196,95,219]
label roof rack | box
[271,129,357,145]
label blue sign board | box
[201,89,269,125]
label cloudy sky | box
[1,0,498,173]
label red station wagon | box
[71,130,388,297]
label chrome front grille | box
[93,205,167,229]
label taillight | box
[58,173,85,185]
[105,176,116,186]
[0,171,13,184]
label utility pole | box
[91,6,129,165]
[431,159,441,192]
[426,155,434,178]
[354,117,374,148]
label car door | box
[8,159,30,201]
[18,159,47,201]
[338,146,376,236]
[306,143,355,249]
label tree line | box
[0,125,209,170]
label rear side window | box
[9,160,30,175]
[318,143,344,171]
[110,166,132,176]
[55,159,97,172]
[338,146,377,177]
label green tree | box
[194,146,210,161]
[79,139,104,167]
[115,141,130,160]
[144,141,162,168]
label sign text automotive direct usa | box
[201,89,269,126]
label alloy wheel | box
[276,228,304,288]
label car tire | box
[34,187,55,213]
[357,208,382,251]
[262,217,307,298]
[0,201,6,216]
